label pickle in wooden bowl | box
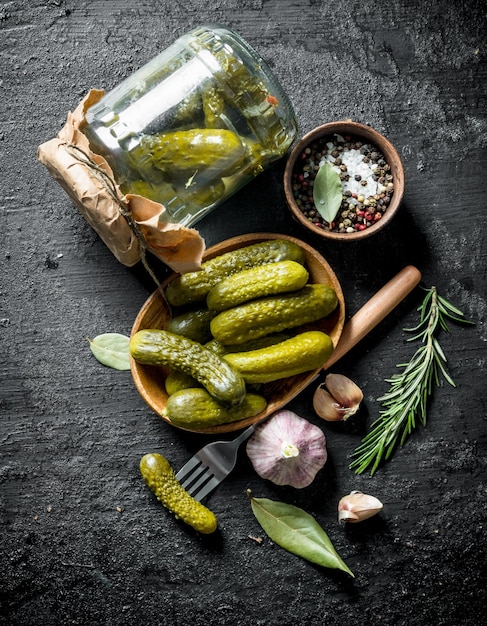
[130,233,345,434]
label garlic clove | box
[313,373,363,422]
[246,410,327,489]
[338,490,383,523]
[312,387,351,421]
[325,374,363,407]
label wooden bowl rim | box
[283,120,405,241]
[130,232,345,434]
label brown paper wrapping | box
[37,89,205,274]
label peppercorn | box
[290,133,394,233]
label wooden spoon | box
[324,265,422,370]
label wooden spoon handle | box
[324,265,422,370]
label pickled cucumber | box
[165,309,217,343]
[163,388,267,430]
[165,370,201,395]
[140,453,218,534]
[135,128,247,178]
[130,329,246,407]
[210,284,338,345]
[224,331,334,383]
[206,260,309,311]
[165,239,306,307]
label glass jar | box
[82,24,298,227]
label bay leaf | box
[312,162,343,225]
[88,333,131,371]
[250,495,354,577]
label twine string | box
[64,143,160,286]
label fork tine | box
[177,463,208,491]
[183,466,213,495]
[175,425,256,501]
[191,475,222,502]
[175,456,203,482]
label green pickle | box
[163,388,267,430]
[223,331,334,383]
[164,308,217,343]
[130,329,246,407]
[165,239,306,307]
[140,453,218,534]
[131,129,248,178]
[210,284,338,345]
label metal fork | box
[175,425,255,501]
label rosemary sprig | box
[349,287,473,476]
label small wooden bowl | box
[130,233,345,434]
[284,121,404,241]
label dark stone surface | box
[1,1,486,625]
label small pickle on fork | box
[140,452,218,534]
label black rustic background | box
[1,1,486,625]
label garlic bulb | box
[338,491,383,523]
[246,410,327,488]
[313,373,363,422]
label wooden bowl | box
[284,120,404,241]
[130,233,345,434]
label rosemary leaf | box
[349,287,473,476]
